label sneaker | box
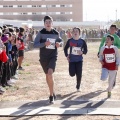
[53,93,56,100]
[18,67,24,70]
[12,75,18,80]
[49,96,54,104]
[7,79,16,84]
[0,86,6,93]
[108,92,111,98]
[77,89,81,92]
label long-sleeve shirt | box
[64,38,88,62]
[34,28,63,60]
[99,45,120,70]
[98,33,120,53]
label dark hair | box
[19,27,25,33]
[9,27,14,33]
[44,15,53,23]
[16,28,20,33]
[73,27,81,34]
[5,32,12,37]
[110,24,117,29]
[107,35,114,41]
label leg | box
[108,70,117,92]
[18,50,24,69]
[46,68,54,96]
[113,72,117,88]
[75,61,83,90]
[69,62,76,77]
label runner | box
[98,24,120,87]
[99,35,120,98]
[34,15,63,104]
[64,27,88,91]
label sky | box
[83,0,120,21]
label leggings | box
[69,61,83,89]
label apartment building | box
[0,0,83,22]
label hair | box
[73,27,81,34]
[107,35,114,41]
[15,28,20,33]
[5,32,12,37]
[110,24,117,29]
[44,15,53,23]
[19,27,25,33]
[8,27,14,33]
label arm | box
[114,47,120,66]
[99,47,105,63]
[82,40,88,54]
[56,36,63,47]
[64,39,70,57]
[33,32,45,48]
[98,36,106,53]
[115,36,120,49]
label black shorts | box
[40,57,57,74]
[18,50,24,57]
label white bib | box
[105,54,115,63]
[46,38,56,49]
[71,47,81,55]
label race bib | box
[71,47,81,55]
[46,38,56,49]
[105,54,115,63]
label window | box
[42,12,46,15]
[41,5,46,8]
[18,5,22,7]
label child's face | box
[44,19,52,30]
[106,37,113,46]
[72,28,80,38]
[109,27,116,35]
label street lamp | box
[116,9,117,21]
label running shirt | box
[34,28,63,60]
[99,45,120,70]
[64,38,88,62]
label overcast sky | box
[83,0,120,21]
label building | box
[0,0,83,22]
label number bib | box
[46,38,56,49]
[71,47,81,55]
[105,54,115,63]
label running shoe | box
[49,96,54,104]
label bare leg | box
[18,56,23,67]
[46,68,54,96]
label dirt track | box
[0,42,120,120]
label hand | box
[67,55,70,62]
[79,51,83,55]
[116,65,118,70]
[100,61,104,65]
[10,62,13,66]
[55,42,60,48]
[45,41,51,46]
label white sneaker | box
[7,79,16,84]
[12,75,18,80]
[0,86,6,93]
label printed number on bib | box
[72,47,81,55]
[46,38,56,49]
[105,54,115,63]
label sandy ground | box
[0,42,120,120]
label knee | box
[47,68,53,76]
[69,72,75,77]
